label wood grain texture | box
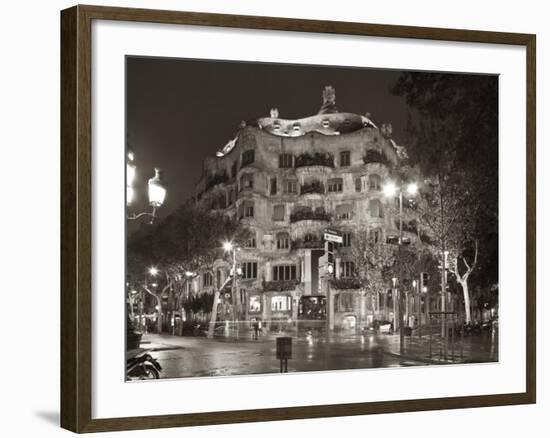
[60,4,537,433]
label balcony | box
[205,172,229,191]
[292,238,323,250]
[363,149,389,165]
[290,208,331,223]
[330,277,362,290]
[295,152,334,168]
[395,219,418,234]
[300,180,325,195]
[263,280,299,292]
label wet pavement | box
[139,328,498,379]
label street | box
[138,328,498,379]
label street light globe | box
[223,241,234,252]
[406,182,418,196]
[149,266,159,276]
[382,181,397,198]
[148,168,166,208]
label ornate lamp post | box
[383,180,418,354]
[126,151,166,223]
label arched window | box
[369,228,382,243]
[369,199,384,218]
[276,232,290,250]
[368,174,381,190]
[240,173,254,191]
[304,233,315,242]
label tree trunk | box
[207,289,221,339]
[459,279,472,324]
[156,297,163,333]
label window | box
[276,232,290,249]
[328,178,343,193]
[239,201,254,219]
[270,177,277,195]
[240,173,254,191]
[340,150,351,167]
[304,233,315,242]
[368,174,381,190]
[338,294,354,312]
[273,204,285,221]
[231,162,237,178]
[241,149,255,167]
[249,295,261,312]
[336,204,353,220]
[284,179,297,194]
[355,177,362,192]
[273,264,297,281]
[279,153,293,168]
[369,228,382,243]
[241,262,258,279]
[271,295,292,311]
[369,199,383,218]
[341,232,352,247]
[245,234,256,248]
[340,261,355,278]
[203,272,213,287]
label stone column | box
[304,250,312,295]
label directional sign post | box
[323,228,343,244]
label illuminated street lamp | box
[223,241,243,337]
[126,152,136,206]
[126,150,166,223]
[148,266,159,277]
[383,180,418,354]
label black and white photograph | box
[125,57,499,380]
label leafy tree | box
[127,200,250,333]
[392,72,499,323]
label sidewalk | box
[381,331,499,365]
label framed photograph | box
[60,4,536,433]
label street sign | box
[324,233,342,243]
[324,229,343,243]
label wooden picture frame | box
[60,4,536,433]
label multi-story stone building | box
[194,86,414,332]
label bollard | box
[276,337,292,373]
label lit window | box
[249,295,261,312]
[271,295,292,311]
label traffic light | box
[420,272,429,293]
[319,241,335,278]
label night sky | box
[126,56,410,220]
